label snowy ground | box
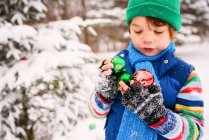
[71,41,209,140]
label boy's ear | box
[171,31,177,40]
[170,29,177,40]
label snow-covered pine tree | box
[0,0,47,25]
[0,0,99,139]
[0,16,99,140]
[0,0,47,66]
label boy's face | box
[130,16,173,56]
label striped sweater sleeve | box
[151,70,204,139]
[89,88,113,118]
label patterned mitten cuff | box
[122,83,167,125]
[97,72,118,102]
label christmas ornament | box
[111,56,126,73]
[133,70,154,87]
[111,56,132,86]
[88,123,96,130]
[118,72,131,85]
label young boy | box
[89,0,204,139]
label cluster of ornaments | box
[111,55,154,89]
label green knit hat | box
[126,0,182,31]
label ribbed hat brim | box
[126,2,182,31]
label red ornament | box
[133,69,154,87]
[21,57,29,61]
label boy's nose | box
[142,35,153,44]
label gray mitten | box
[97,71,118,102]
[122,83,167,125]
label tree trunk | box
[81,0,89,45]
[62,0,71,19]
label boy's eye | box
[154,30,163,34]
[134,30,142,34]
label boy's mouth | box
[143,48,154,52]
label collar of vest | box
[115,49,178,78]
[152,49,178,78]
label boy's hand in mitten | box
[97,59,118,102]
[119,81,167,125]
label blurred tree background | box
[44,0,209,52]
[1,0,209,52]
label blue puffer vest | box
[105,49,194,140]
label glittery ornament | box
[133,70,154,87]
[119,72,131,85]
[111,56,126,73]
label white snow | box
[24,0,47,13]
[87,7,126,20]
[11,12,26,25]
[64,118,105,140]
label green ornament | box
[118,72,131,85]
[111,56,126,73]
[88,123,96,130]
